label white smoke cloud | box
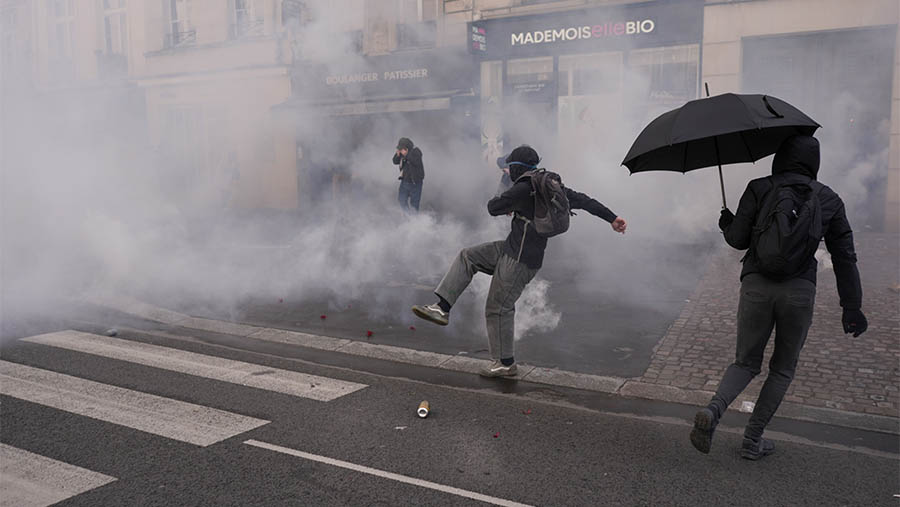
[2,3,894,350]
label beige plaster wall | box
[702,0,900,231]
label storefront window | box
[627,44,699,104]
[507,57,553,92]
[558,52,624,156]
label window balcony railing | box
[230,18,265,39]
[164,29,196,49]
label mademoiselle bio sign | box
[469,0,702,58]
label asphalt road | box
[165,237,715,379]
[1,307,897,506]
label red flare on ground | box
[366,330,373,337]
[493,432,500,438]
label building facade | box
[447,0,899,231]
[2,0,897,229]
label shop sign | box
[468,0,702,58]
[293,49,474,101]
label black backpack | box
[749,175,824,279]
[516,169,571,237]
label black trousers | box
[708,273,816,440]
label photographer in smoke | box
[393,137,424,211]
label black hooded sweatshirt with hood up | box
[486,156,617,270]
[723,135,862,310]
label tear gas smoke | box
[1,3,894,349]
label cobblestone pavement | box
[640,233,900,418]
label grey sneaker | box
[479,361,517,378]
[690,407,717,454]
[412,304,449,326]
[740,437,775,460]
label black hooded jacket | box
[392,144,424,184]
[722,136,862,310]
[487,163,617,270]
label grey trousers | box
[708,273,816,440]
[434,241,538,362]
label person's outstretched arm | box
[565,187,626,233]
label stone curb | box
[83,294,899,436]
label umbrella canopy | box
[622,93,820,174]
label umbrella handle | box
[718,165,727,209]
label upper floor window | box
[232,0,264,39]
[281,0,311,28]
[48,0,75,60]
[2,8,18,72]
[396,0,437,50]
[166,0,195,48]
[102,0,127,55]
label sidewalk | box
[84,234,898,433]
[640,233,900,418]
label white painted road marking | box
[22,331,368,402]
[0,443,116,507]
[0,361,268,446]
[244,440,534,507]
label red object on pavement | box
[522,409,532,415]
[366,330,373,337]
[409,326,416,331]
[493,432,500,438]
[320,315,327,320]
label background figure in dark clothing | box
[691,135,867,460]
[411,146,627,377]
[393,137,424,211]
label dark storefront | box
[468,0,703,161]
[283,48,478,206]
[743,25,897,230]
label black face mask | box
[507,161,537,181]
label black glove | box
[842,309,868,337]
[718,208,735,231]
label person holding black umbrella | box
[690,135,867,460]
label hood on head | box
[772,135,819,179]
[505,145,540,181]
[397,137,414,151]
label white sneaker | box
[479,361,517,377]
[411,303,449,326]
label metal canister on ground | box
[417,400,430,418]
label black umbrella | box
[622,91,820,208]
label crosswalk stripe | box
[244,440,535,507]
[22,331,368,402]
[0,361,268,446]
[0,443,116,507]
